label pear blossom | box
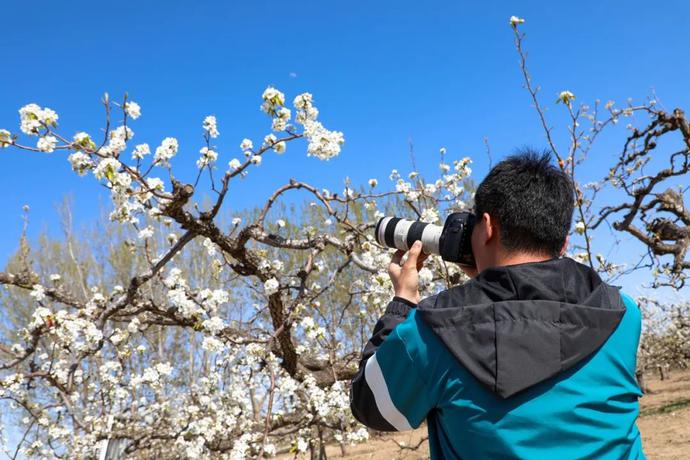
[294,92,319,123]
[203,115,219,138]
[132,143,151,160]
[557,90,576,105]
[368,178,378,187]
[272,107,291,131]
[124,101,141,119]
[19,103,58,135]
[574,221,586,235]
[202,317,225,334]
[303,120,344,160]
[196,146,218,169]
[138,226,155,239]
[0,129,11,147]
[37,135,57,152]
[68,152,93,176]
[264,133,277,146]
[240,138,253,151]
[154,137,178,164]
[30,284,46,302]
[274,141,286,154]
[229,158,241,170]
[261,86,285,116]
[510,15,525,27]
[264,278,280,296]
[93,158,121,182]
[250,155,262,165]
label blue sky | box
[1,0,690,300]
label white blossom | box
[37,135,57,152]
[154,137,179,164]
[203,115,219,138]
[127,317,141,334]
[509,15,525,27]
[574,221,586,235]
[229,158,241,170]
[132,143,150,160]
[294,92,319,123]
[93,158,121,182]
[202,237,216,256]
[264,278,280,296]
[264,133,277,147]
[557,90,576,105]
[203,317,225,334]
[240,138,253,152]
[272,107,291,131]
[138,226,155,240]
[0,129,11,147]
[261,86,285,116]
[196,147,218,169]
[124,101,141,119]
[30,284,46,302]
[68,152,93,176]
[368,178,378,187]
[420,208,440,223]
[19,103,58,135]
[303,120,344,160]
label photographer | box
[350,150,645,459]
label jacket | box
[350,257,645,459]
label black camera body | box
[374,211,476,267]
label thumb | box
[403,240,423,269]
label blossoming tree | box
[0,16,689,459]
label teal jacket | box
[350,258,645,459]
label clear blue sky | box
[1,0,689,299]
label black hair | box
[473,148,575,257]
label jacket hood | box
[416,257,626,398]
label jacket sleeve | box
[349,296,435,431]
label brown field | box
[279,370,690,459]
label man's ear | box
[559,235,570,257]
[483,212,495,244]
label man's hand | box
[388,240,429,304]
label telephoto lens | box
[374,212,476,267]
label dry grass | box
[278,370,690,459]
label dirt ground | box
[280,370,690,459]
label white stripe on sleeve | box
[364,353,413,431]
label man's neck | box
[494,251,554,268]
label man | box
[350,150,645,459]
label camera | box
[374,212,476,267]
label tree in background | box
[0,16,688,459]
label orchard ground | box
[279,370,690,459]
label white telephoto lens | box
[421,223,442,255]
[393,219,415,251]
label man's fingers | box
[416,251,429,270]
[390,249,405,266]
[403,240,423,269]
